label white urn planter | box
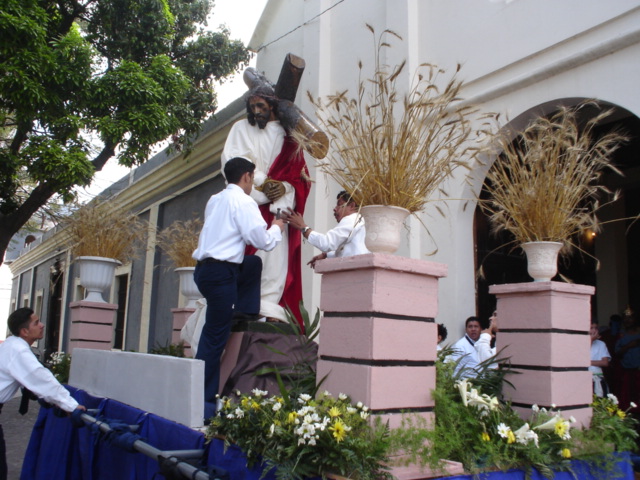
[175,267,200,309]
[521,241,563,282]
[77,256,122,303]
[360,205,411,254]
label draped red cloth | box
[245,136,311,327]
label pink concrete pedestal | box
[69,301,118,353]
[315,253,447,429]
[171,307,195,357]
[489,281,595,427]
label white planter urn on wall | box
[359,205,411,254]
[521,241,563,282]
[76,256,121,303]
[175,267,200,309]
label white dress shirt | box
[192,183,282,264]
[0,336,79,411]
[307,212,369,258]
[450,335,481,379]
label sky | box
[0,0,269,334]
[76,0,269,200]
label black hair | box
[336,190,358,206]
[245,84,279,127]
[465,316,481,328]
[224,157,256,184]
[8,307,34,336]
[437,323,448,342]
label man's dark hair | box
[437,323,448,342]
[8,307,34,336]
[224,157,256,184]
[245,84,279,126]
[337,190,357,206]
[465,316,481,328]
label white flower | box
[338,393,347,400]
[272,402,282,412]
[569,416,576,424]
[251,388,268,397]
[268,424,275,437]
[631,402,637,409]
[234,407,245,418]
[532,404,539,413]
[497,423,511,438]
[298,437,306,445]
[356,401,363,409]
[226,413,235,419]
[551,403,556,409]
[360,411,370,420]
[346,407,357,414]
[607,393,619,405]
[456,380,470,407]
[323,390,332,397]
[298,394,312,404]
[308,437,317,446]
[514,423,539,447]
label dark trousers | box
[193,255,262,417]
[0,405,6,480]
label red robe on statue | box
[246,136,311,327]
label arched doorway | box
[474,99,640,325]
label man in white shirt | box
[221,85,311,323]
[590,320,611,397]
[0,308,85,478]
[192,157,285,419]
[281,191,369,267]
[449,317,482,379]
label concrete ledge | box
[69,348,204,428]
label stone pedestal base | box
[315,253,447,429]
[489,281,595,426]
[171,307,195,357]
[69,301,118,353]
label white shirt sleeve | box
[475,332,496,363]
[9,347,79,412]
[237,198,282,252]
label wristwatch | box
[302,226,311,235]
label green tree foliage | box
[0,0,250,264]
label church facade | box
[8,0,640,355]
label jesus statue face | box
[249,96,276,129]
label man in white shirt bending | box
[281,191,369,267]
[0,308,86,478]
[192,157,285,419]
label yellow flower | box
[330,420,347,443]
[222,398,231,410]
[607,406,616,415]
[241,397,250,408]
[506,430,516,444]
[481,432,491,442]
[561,448,571,459]
[251,401,261,410]
[287,412,298,424]
[617,409,626,418]
[329,406,342,418]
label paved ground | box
[2,395,39,480]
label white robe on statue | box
[221,119,295,320]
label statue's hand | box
[262,179,286,202]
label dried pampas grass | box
[64,201,146,263]
[310,26,489,213]
[157,218,203,268]
[482,101,627,249]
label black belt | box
[197,257,231,266]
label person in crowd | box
[0,308,86,479]
[614,309,640,411]
[280,190,369,267]
[475,311,498,365]
[192,157,285,418]
[450,316,482,378]
[437,323,448,352]
[589,319,611,397]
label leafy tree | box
[0,0,251,265]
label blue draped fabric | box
[21,387,634,480]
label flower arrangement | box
[481,101,627,252]
[309,26,489,213]
[156,218,202,268]
[389,355,637,478]
[48,351,72,384]
[207,390,392,480]
[63,201,146,263]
